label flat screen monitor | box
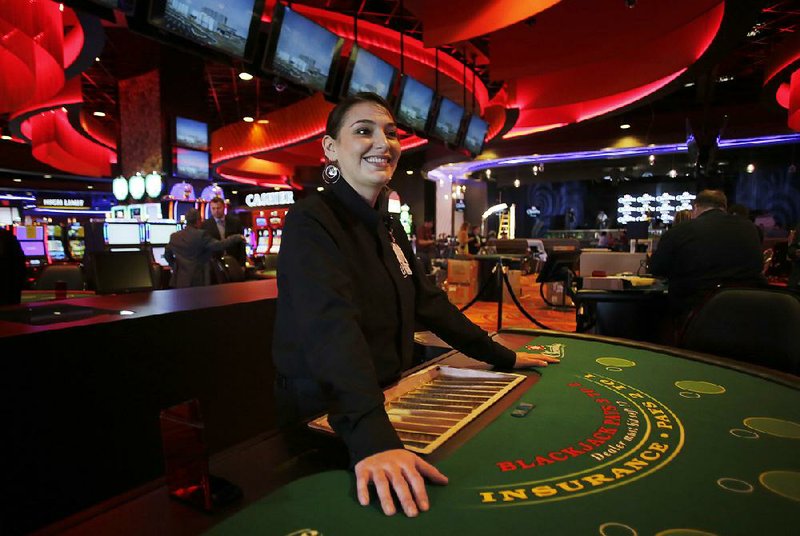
[537,250,580,283]
[148,223,178,245]
[462,114,489,155]
[395,76,434,133]
[20,241,46,257]
[265,4,343,93]
[175,117,209,151]
[15,225,44,241]
[90,250,154,295]
[431,97,465,145]
[149,0,264,59]
[175,147,210,180]
[151,246,170,267]
[106,222,141,245]
[342,45,396,100]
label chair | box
[211,256,245,284]
[220,255,245,283]
[680,287,800,375]
[34,264,85,290]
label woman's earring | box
[322,163,341,184]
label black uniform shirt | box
[273,177,515,463]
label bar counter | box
[1,281,278,535]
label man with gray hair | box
[649,189,766,318]
[165,208,245,288]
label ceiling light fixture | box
[44,174,52,178]
[1,135,12,140]
[257,119,270,124]
[243,116,254,123]
[405,170,413,175]
[746,163,755,173]
[238,72,254,81]
[93,111,106,117]
[513,179,521,188]
[87,185,93,189]
[13,178,21,183]
[620,123,631,130]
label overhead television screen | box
[175,117,209,150]
[175,148,210,180]
[396,76,434,133]
[344,46,396,100]
[431,97,465,145]
[266,4,342,93]
[149,0,263,59]
[463,114,489,155]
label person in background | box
[649,189,766,320]
[597,231,610,248]
[272,92,559,520]
[165,208,245,288]
[596,210,609,229]
[415,220,436,274]
[467,225,481,255]
[0,228,25,305]
[201,196,246,268]
[456,222,469,255]
[788,224,800,290]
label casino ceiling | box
[0,0,799,192]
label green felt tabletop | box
[206,335,800,536]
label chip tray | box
[309,365,526,454]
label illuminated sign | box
[36,196,90,210]
[245,191,295,207]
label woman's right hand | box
[354,449,448,517]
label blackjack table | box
[206,330,800,536]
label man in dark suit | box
[165,208,244,288]
[201,196,246,268]
[649,189,766,318]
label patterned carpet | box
[456,274,577,333]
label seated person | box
[648,189,766,320]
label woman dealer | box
[272,92,559,518]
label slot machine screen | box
[151,246,170,267]
[15,226,44,241]
[149,223,178,245]
[48,240,66,260]
[269,229,282,254]
[256,232,269,255]
[21,241,46,257]
[106,222,141,245]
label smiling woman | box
[271,92,560,521]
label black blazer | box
[649,209,766,312]
[201,214,246,266]
[273,178,514,464]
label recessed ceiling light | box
[238,72,254,81]
[231,190,238,194]
[317,186,325,192]
[243,116,254,123]
[257,119,270,124]
[95,57,100,62]
[273,186,280,191]
[44,174,52,178]
[13,178,21,183]
[87,185,94,189]
[405,170,413,175]
[619,123,631,130]
[1,135,12,140]
[684,82,695,88]
[93,111,106,117]
[513,179,520,188]
[61,106,68,113]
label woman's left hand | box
[513,352,561,369]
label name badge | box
[392,242,413,278]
